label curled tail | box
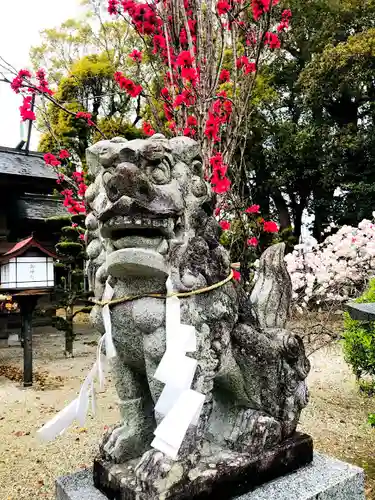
[250,243,292,329]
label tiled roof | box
[17,195,68,220]
[0,147,57,180]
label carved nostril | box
[110,184,120,198]
[138,184,149,196]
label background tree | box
[30,6,145,161]
[239,0,375,241]
[51,213,90,357]
[47,153,91,357]
[37,53,143,162]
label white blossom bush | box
[285,218,375,310]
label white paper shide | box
[151,277,205,460]
[37,276,204,461]
[37,282,116,441]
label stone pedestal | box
[56,453,365,500]
[94,433,313,499]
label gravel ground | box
[0,329,374,499]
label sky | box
[0,0,83,150]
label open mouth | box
[101,215,178,253]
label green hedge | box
[343,278,375,381]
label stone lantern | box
[0,235,56,386]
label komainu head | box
[85,134,230,297]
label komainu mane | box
[85,134,310,498]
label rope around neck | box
[90,270,234,308]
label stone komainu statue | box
[85,135,310,498]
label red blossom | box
[152,34,167,54]
[233,270,241,281]
[76,111,94,126]
[263,221,279,233]
[44,153,61,167]
[247,237,259,247]
[59,149,70,159]
[18,69,32,79]
[204,113,221,142]
[236,56,256,74]
[72,223,78,228]
[19,96,36,121]
[142,121,155,136]
[209,152,227,175]
[11,77,23,93]
[173,89,195,108]
[277,9,292,31]
[220,220,231,230]
[56,173,65,184]
[211,172,231,193]
[183,127,196,137]
[212,98,232,123]
[129,49,143,62]
[176,50,194,68]
[161,87,171,100]
[217,1,231,15]
[181,67,199,85]
[187,115,197,126]
[245,204,260,214]
[114,72,142,97]
[78,182,87,197]
[79,233,85,241]
[72,171,84,183]
[214,207,221,216]
[219,69,231,82]
[265,32,281,49]
[252,0,278,20]
[108,0,119,14]
[163,103,174,121]
[11,69,31,93]
[173,94,186,108]
[36,68,53,95]
[62,188,86,215]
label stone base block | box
[94,433,313,499]
[56,453,365,500]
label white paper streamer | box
[37,275,205,458]
[37,283,115,441]
[151,276,205,459]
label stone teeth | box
[157,239,169,255]
[154,219,168,228]
[142,219,151,226]
[134,219,142,225]
[123,216,131,224]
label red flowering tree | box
[107,0,289,280]
[108,0,290,186]
[1,0,290,282]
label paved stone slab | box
[346,302,375,321]
[56,469,107,500]
[56,453,365,500]
[236,453,365,500]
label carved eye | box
[103,171,120,201]
[146,163,170,185]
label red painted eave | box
[0,236,58,262]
